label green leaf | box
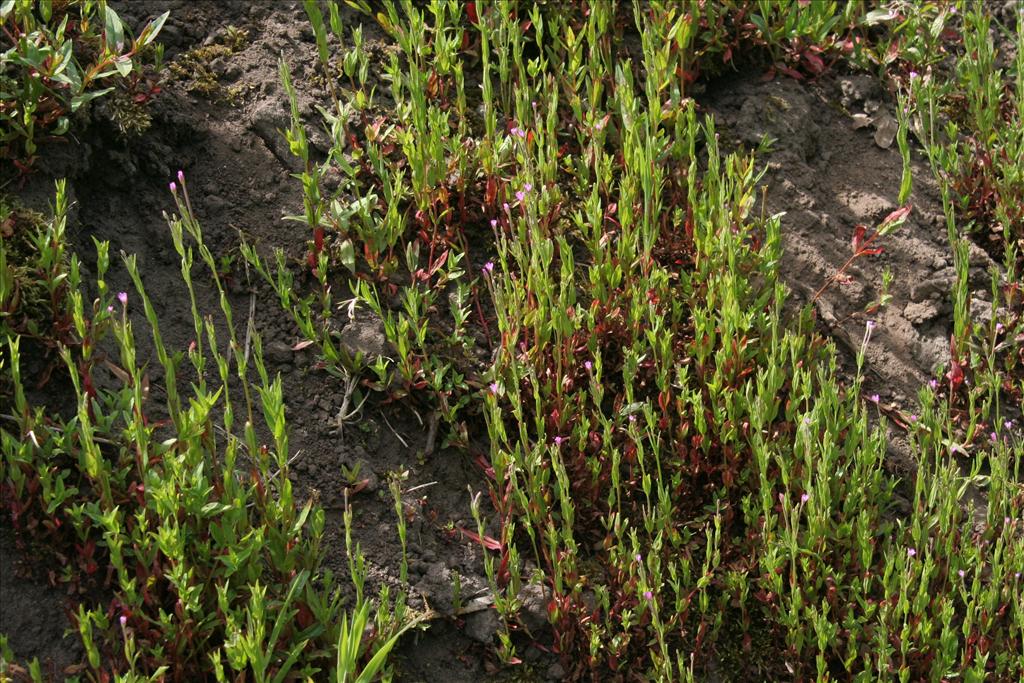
[0,0,15,20]
[138,11,170,48]
[70,87,114,111]
[339,239,356,273]
[103,5,125,53]
[114,56,133,78]
[863,9,894,26]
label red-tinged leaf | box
[428,249,450,276]
[313,226,324,252]
[723,45,732,63]
[882,205,912,225]
[474,454,495,479]
[466,2,479,24]
[306,250,316,269]
[803,52,825,74]
[485,175,497,205]
[526,129,535,145]
[778,65,805,81]
[852,224,867,253]
[458,526,502,551]
[291,339,315,351]
[860,247,884,256]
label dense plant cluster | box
[1,1,1023,681]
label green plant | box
[0,0,168,165]
[0,179,418,680]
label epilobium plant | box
[0,180,416,679]
[0,0,168,165]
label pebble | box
[463,608,500,644]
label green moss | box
[167,26,249,99]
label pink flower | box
[483,261,494,274]
[909,414,917,423]
[958,569,965,577]
[800,493,810,504]
[866,320,876,330]
[523,183,533,193]
[929,379,938,389]
[907,548,917,558]
[117,292,128,306]
[554,436,564,446]
[489,382,499,395]
[169,181,177,193]
[869,394,880,404]
[177,170,185,184]
[490,219,498,229]
[990,432,998,442]
[635,554,642,563]
[107,305,114,313]
[120,615,128,628]
[584,360,592,371]
[643,591,653,600]
[515,191,525,202]
[909,71,919,80]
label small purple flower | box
[958,569,965,578]
[554,436,564,446]
[489,382,499,395]
[635,554,642,563]
[483,261,494,274]
[1016,572,1021,579]
[628,414,636,423]
[169,181,177,193]
[490,219,498,229]
[107,305,114,313]
[929,379,938,389]
[907,548,917,558]
[990,432,998,443]
[995,322,1004,333]
[800,493,810,504]
[502,202,510,214]
[584,360,592,371]
[909,71,919,80]
[515,191,525,202]
[643,590,653,601]
[909,414,917,423]
[866,320,876,330]
[1005,420,1014,430]
[177,170,185,184]
[870,394,880,404]
[523,183,533,193]
[117,291,128,306]
[120,615,128,628]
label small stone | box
[463,608,500,644]
[873,113,897,149]
[265,340,293,365]
[337,314,390,359]
[517,583,551,635]
[546,662,566,680]
[904,301,940,325]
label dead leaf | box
[851,113,872,130]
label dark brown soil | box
[1,1,1008,681]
